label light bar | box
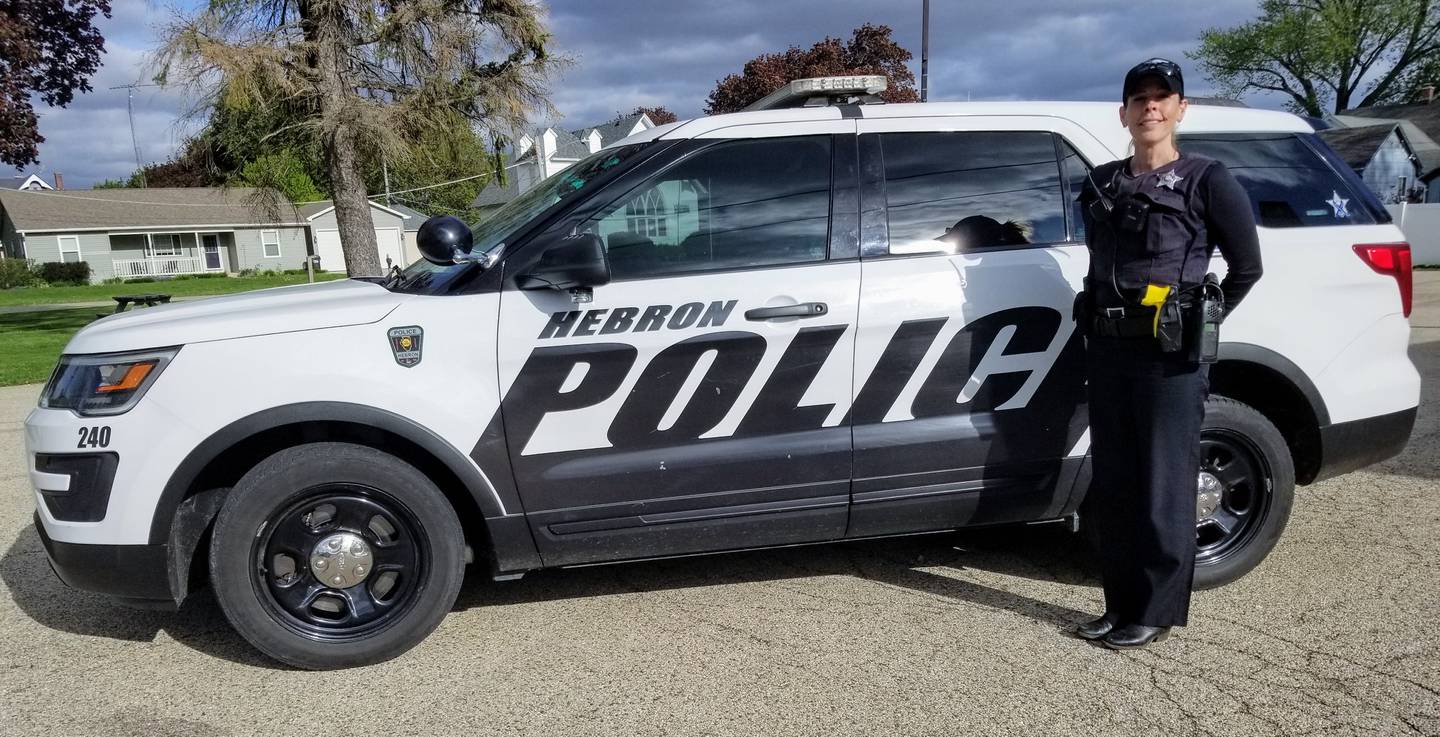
[743,75,889,111]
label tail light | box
[1353,243,1412,318]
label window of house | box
[261,230,282,258]
[58,236,81,264]
[150,234,180,256]
[580,136,832,279]
[879,131,1067,254]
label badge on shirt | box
[1157,171,1184,190]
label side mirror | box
[418,215,475,265]
[517,233,610,291]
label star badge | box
[1157,171,1184,190]
[1326,190,1351,219]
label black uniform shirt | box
[1081,153,1263,316]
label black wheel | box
[1192,396,1295,589]
[209,442,465,669]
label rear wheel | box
[1192,396,1295,589]
[209,442,465,669]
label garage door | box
[314,227,407,273]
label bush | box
[123,276,157,284]
[0,258,40,288]
[171,273,227,281]
[36,261,91,285]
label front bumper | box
[1313,406,1418,483]
[34,513,174,606]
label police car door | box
[495,129,860,567]
[847,117,1100,537]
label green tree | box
[0,0,111,167]
[705,24,918,114]
[236,150,326,203]
[157,0,558,276]
[1191,0,1440,115]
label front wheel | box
[209,442,465,669]
[1192,396,1296,590]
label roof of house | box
[1317,124,1401,170]
[15,174,53,190]
[1333,104,1440,176]
[385,202,429,229]
[296,199,410,223]
[471,176,521,208]
[0,187,307,233]
[572,113,649,147]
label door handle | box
[744,302,828,321]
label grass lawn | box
[0,308,96,386]
[0,272,346,308]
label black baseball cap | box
[1122,58,1184,101]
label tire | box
[1192,396,1296,590]
[209,442,465,669]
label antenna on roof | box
[110,83,159,188]
[743,76,889,112]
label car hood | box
[65,279,402,354]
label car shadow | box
[5,521,1101,667]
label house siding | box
[23,233,112,282]
[233,227,309,271]
[1364,133,1421,204]
[308,208,405,232]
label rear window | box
[1178,132,1387,228]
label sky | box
[5,0,1278,190]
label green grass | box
[0,308,96,386]
[0,272,346,308]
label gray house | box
[0,187,311,281]
[1318,123,1427,204]
[299,199,425,273]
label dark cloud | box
[7,0,1283,190]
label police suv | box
[27,77,1419,669]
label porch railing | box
[111,256,207,278]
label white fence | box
[1386,203,1440,265]
[111,256,207,278]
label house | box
[0,187,312,281]
[471,113,656,218]
[299,199,427,273]
[0,187,428,282]
[1318,123,1428,204]
[1330,102,1440,202]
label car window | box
[581,136,831,279]
[879,131,1066,255]
[1058,138,1091,242]
[1178,132,1382,227]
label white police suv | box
[26,79,1419,668]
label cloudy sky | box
[6,0,1277,190]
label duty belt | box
[1088,305,1155,339]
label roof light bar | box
[743,75,889,111]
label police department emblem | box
[1157,171,1184,190]
[387,326,424,367]
[1326,190,1351,219]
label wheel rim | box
[252,486,428,641]
[1195,429,1272,566]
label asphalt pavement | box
[1,276,1437,736]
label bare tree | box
[156,0,558,275]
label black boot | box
[1074,612,1119,641]
[1101,624,1172,650]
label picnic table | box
[109,293,172,314]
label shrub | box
[36,261,91,285]
[123,276,157,284]
[0,258,40,288]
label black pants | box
[1081,336,1210,627]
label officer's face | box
[1119,79,1187,146]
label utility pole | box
[921,0,930,102]
[109,83,159,188]
[382,156,392,206]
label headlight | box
[41,348,179,416]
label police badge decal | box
[387,326,424,367]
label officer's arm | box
[1204,163,1263,316]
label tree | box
[705,24,918,114]
[158,0,557,276]
[364,113,496,219]
[0,0,111,168]
[616,106,677,125]
[1191,0,1440,116]
[236,150,326,203]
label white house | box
[15,174,54,191]
[471,113,655,218]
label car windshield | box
[387,143,652,292]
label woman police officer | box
[1073,59,1263,649]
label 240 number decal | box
[77,426,111,449]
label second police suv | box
[27,77,1420,669]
